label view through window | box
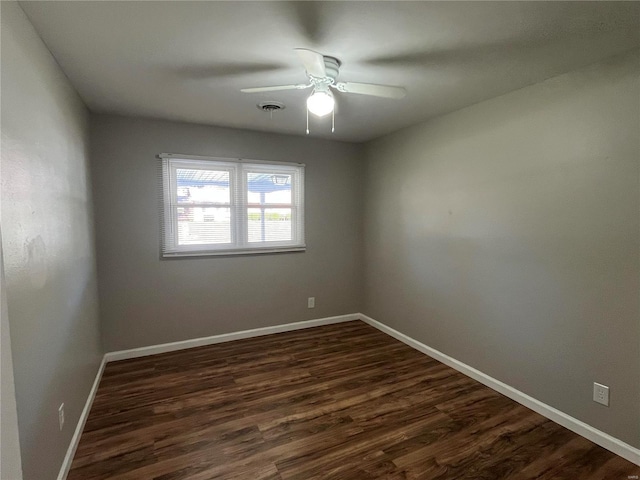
[161,155,305,256]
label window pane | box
[176,169,230,204]
[248,208,292,243]
[247,172,292,205]
[177,207,231,245]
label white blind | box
[160,154,305,257]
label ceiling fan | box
[241,49,407,133]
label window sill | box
[162,246,306,258]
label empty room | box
[1,1,639,479]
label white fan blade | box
[294,48,326,78]
[334,82,406,99]
[241,84,310,93]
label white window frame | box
[160,153,305,257]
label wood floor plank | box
[68,321,639,479]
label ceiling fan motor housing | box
[322,56,340,82]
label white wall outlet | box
[593,382,609,407]
[58,403,65,430]
[307,297,315,308]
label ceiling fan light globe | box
[306,91,334,117]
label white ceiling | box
[20,1,640,143]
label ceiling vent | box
[257,101,285,114]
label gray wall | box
[0,3,103,479]
[1,227,23,480]
[363,51,640,447]
[90,115,364,351]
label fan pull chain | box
[306,108,309,135]
[332,109,335,133]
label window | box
[160,154,305,257]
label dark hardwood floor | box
[69,321,639,479]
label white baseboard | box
[104,313,360,363]
[359,313,640,467]
[57,356,106,480]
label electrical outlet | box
[307,297,315,308]
[593,382,609,407]
[58,403,65,430]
